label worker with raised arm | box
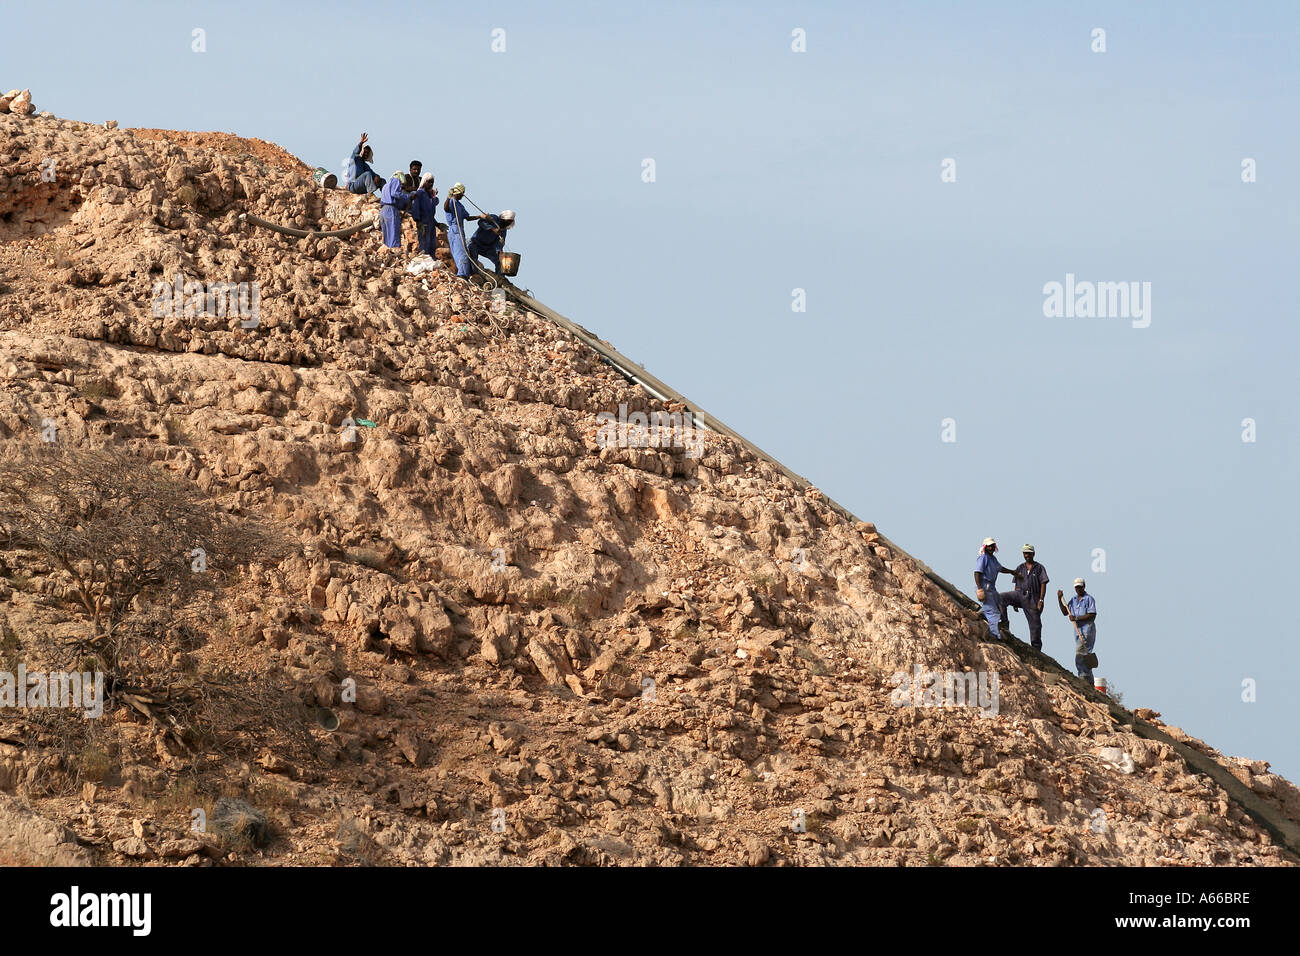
[1057,578,1098,683]
[999,543,1050,649]
[973,538,1020,641]
[347,133,382,195]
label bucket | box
[499,251,520,276]
[1094,678,1108,695]
[313,167,338,189]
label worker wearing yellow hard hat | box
[443,183,481,278]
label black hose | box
[238,211,375,239]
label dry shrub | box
[0,440,283,679]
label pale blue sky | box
[4,1,1297,779]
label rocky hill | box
[0,104,1296,866]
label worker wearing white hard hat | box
[973,538,1021,641]
[468,208,516,275]
[409,174,440,257]
[1057,579,1098,683]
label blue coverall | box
[409,189,439,256]
[347,143,381,194]
[444,197,472,278]
[467,215,505,272]
[1068,593,1098,682]
[975,552,1004,639]
[379,176,412,248]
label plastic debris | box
[1097,747,1136,774]
[405,254,439,275]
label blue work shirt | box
[1015,561,1050,601]
[443,197,469,232]
[380,176,412,209]
[975,553,1003,590]
[409,188,437,224]
[347,143,375,188]
[1068,593,1097,639]
[469,215,505,253]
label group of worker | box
[345,133,515,281]
[973,538,1099,684]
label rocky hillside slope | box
[0,107,1296,866]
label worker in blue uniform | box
[442,183,481,279]
[974,537,1020,641]
[467,210,514,274]
[379,172,414,248]
[1000,543,1050,649]
[409,174,440,256]
[347,133,382,195]
[1058,579,1098,683]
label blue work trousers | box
[468,238,501,273]
[978,587,1002,639]
[999,590,1044,649]
[1074,628,1097,682]
[448,225,472,277]
[348,171,381,194]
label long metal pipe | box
[497,281,977,612]
[494,279,1300,857]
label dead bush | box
[0,440,283,686]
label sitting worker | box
[347,133,382,195]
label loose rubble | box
[0,106,1296,866]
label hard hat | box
[1073,577,1086,587]
[499,209,515,222]
[982,537,996,548]
[449,183,465,197]
[1022,544,1035,553]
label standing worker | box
[347,133,382,195]
[443,183,482,279]
[1057,578,1098,684]
[999,544,1050,649]
[974,538,1020,641]
[408,174,440,256]
[467,210,514,274]
[379,171,414,249]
